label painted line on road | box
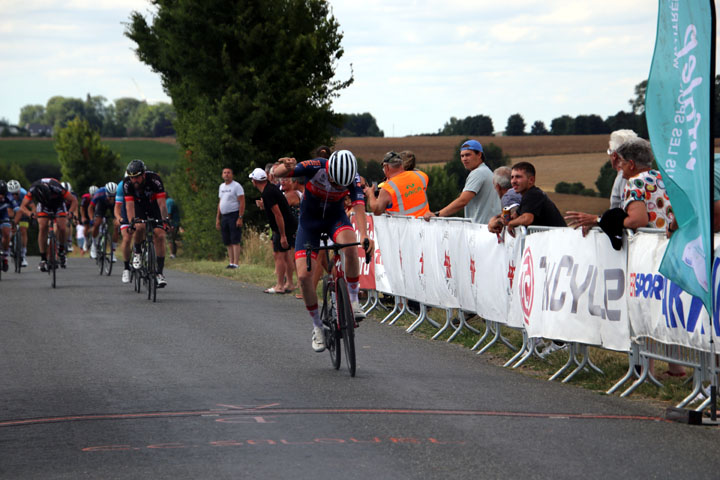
[0,406,667,428]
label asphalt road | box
[1,257,719,479]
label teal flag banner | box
[645,0,715,314]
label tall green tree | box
[19,105,45,126]
[505,113,525,136]
[337,113,383,137]
[438,114,494,136]
[54,118,121,194]
[530,120,549,135]
[126,0,352,257]
[550,115,575,135]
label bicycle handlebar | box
[304,237,371,272]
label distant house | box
[25,123,53,136]
[1,125,21,136]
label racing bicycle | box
[96,217,115,276]
[131,217,165,303]
[306,234,370,377]
[11,223,22,273]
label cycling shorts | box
[37,201,68,217]
[294,208,354,260]
[93,202,112,219]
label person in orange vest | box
[363,151,430,218]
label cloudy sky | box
[1,0,718,137]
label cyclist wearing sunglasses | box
[123,159,170,288]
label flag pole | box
[708,0,717,422]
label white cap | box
[249,168,267,181]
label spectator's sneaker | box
[156,273,167,288]
[312,327,326,352]
[67,243,73,252]
[170,254,176,259]
[132,253,142,269]
[352,301,366,322]
[122,269,131,283]
[21,257,28,267]
[59,252,67,268]
[38,260,48,272]
[537,341,566,359]
[89,242,97,259]
[111,253,117,263]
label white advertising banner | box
[505,229,526,329]
[519,229,630,351]
[626,232,720,353]
[370,215,394,295]
[466,223,509,323]
[426,219,461,309]
[398,217,427,303]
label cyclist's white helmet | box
[61,181,72,193]
[327,150,358,187]
[7,179,21,194]
[105,182,118,195]
[89,185,99,195]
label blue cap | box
[461,140,483,153]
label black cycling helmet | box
[33,182,52,205]
[126,159,146,177]
[0,180,7,196]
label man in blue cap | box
[423,139,500,224]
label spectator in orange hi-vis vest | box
[363,151,429,218]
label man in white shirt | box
[216,167,246,268]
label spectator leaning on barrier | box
[364,151,430,218]
[423,139,500,224]
[216,167,245,269]
[488,161,566,233]
[565,138,674,249]
[608,129,639,209]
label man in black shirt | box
[250,167,298,294]
[488,161,566,233]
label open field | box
[0,137,179,171]
[336,135,613,164]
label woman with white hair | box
[608,129,639,209]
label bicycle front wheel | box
[103,226,113,276]
[13,230,22,273]
[97,229,106,275]
[321,277,341,370]
[146,240,157,302]
[336,277,356,377]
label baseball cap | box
[249,168,267,181]
[382,151,403,165]
[598,208,628,250]
[461,140,483,153]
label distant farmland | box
[0,138,179,172]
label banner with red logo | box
[465,222,510,323]
[627,232,720,353]
[426,219,462,309]
[350,214,376,290]
[520,229,630,351]
[372,214,404,296]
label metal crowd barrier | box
[359,216,718,411]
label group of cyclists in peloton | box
[3,149,373,353]
[0,159,170,288]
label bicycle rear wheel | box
[321,276,341,370]
[146,240,157,302]
[336,277,356,377]
[103,225,113,276]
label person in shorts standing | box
[216,167,245,269]
[249,168,297,294]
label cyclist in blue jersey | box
[88,182,118,260]
[114,178,134,283]
[272,150,374,352]
[0,180,20,272]
[6,180,28,267]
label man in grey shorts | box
[423,139,500,224]
[216,167,245,268]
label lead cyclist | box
[272,150,374,353]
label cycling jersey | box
[292,158,365,257]
[13,188,30,226]
[0,193,19,226]
[90,187,114,218]
[80,193,92,222]
[123,171,166,220]
[115,180,129,228]
[26,178,71,217]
